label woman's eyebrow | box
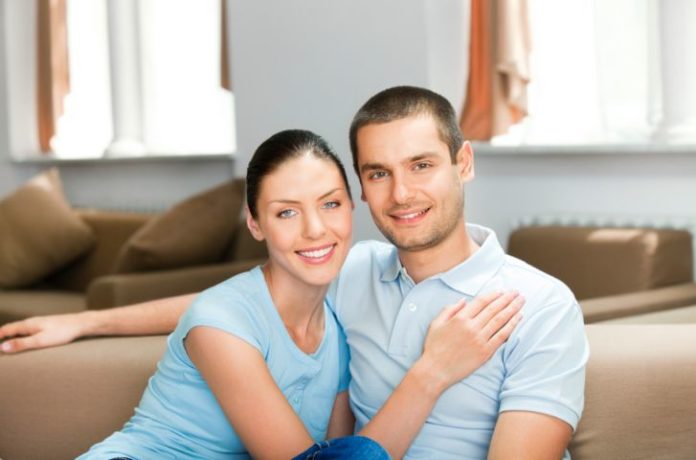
[267,188,344,204]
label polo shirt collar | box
[380,247,403,282]
[438,224,506,296]
[379,224,506,296]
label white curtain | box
[492,0,696,146]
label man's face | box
[355,114,474,252]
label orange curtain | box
[37,0,70,154]
[460,0,530,141]
[220,0,232,91]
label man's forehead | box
[355,116,447,164]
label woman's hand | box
[0,313,86,353]
[419,291,524,393]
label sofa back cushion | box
[508,226,694,300]
[47,210,153,291]
[0,169,95,288]
[114,179,245,273]
[223,219,268,262]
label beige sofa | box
[0,208,267,326]
[2,225,695,458]
[1,320,695,459]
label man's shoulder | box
[500,254,578,310]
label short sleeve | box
[178,284,270,356]
[499,291,589,430]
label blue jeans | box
[293,436,391,460]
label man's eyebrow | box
[407,152,440,163]
[359,153,441,174]
[359,162,386,174]
[267,188,344,204]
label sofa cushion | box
[580,282,696,323]
[0,335,166,460]
[114,179,245,273]
[0,290,86,325]
[570,324,696,459]
[0,169,95,288]
[47,210,152,292]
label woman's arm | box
[358,291,524,459]
[326,392,355,439]
[185,326,315,459]
[0,293,195,353]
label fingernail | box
[0,342,10,352]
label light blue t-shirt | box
[81,266,350,460]
[328,224,589,460]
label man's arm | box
[490,284,589,459]
[488,411,572,460]
[0,293,195,353]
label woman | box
[78,130,521,459]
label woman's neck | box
[263,264,327,354]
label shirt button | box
[408,303,417,312]
[293,395,301,404]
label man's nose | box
[391,174,415,204]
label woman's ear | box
[245,206,265,242]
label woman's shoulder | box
[182,266,270,330]
[174,266,273,354]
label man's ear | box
[456,141,475,183]
[245,206,265,242]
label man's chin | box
[384,232,440,253]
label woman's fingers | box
[429,298,467,329]
[480,294,525,341]
[459,290,505,319]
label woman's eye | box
[322,201,340,209]
[278,209,297,218]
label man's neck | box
[398,220,479,284]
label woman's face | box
[248,154,353,288]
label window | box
[4,0,235,160]
[491,0,696,147]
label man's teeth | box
[398,210,426,219]
[298,246,333,258]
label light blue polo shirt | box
[81,266,350,460]
[328,224,589,460]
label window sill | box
[11,152,235,165]
[471,142,696,156]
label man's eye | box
[322,201,340,209]
[278,209,297,218]
[368,171,388,180]
[413,162,431,171]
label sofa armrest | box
[0,335,166,460]
[570,324,696,459]
[86,259,265,309]
[508,226,693,300]
[579,282,696,323]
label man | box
[1,86,588,459]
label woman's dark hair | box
[246,129,352,218]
